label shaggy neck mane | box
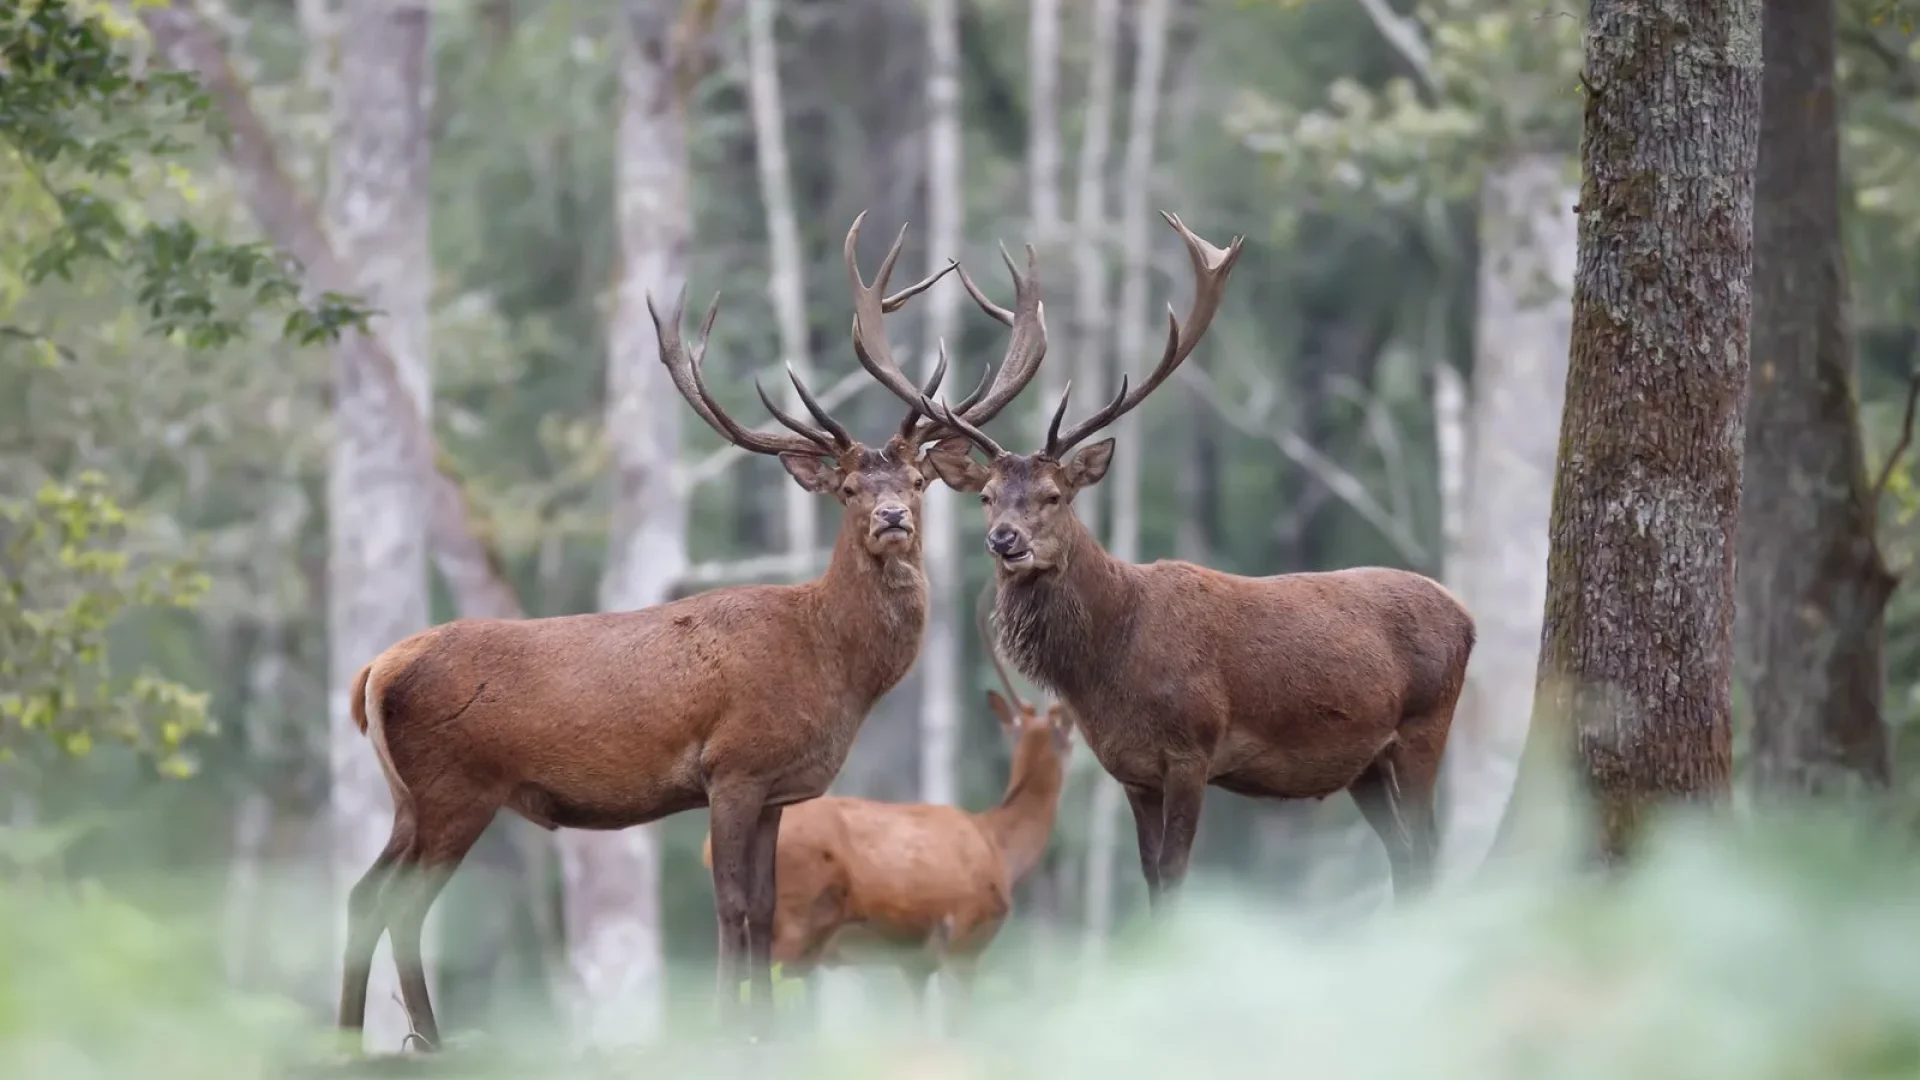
[994,514,1138,701]
[807,506,929,700]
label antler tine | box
[784,363,853,448]
[900,340,996,442]
[976,579,1028,713]
[845,212,951,439]
[882,259,959,313]
[753,377,836,452]
[1044,212,1245,457]
[648,287,826,458]
[1046,374,1130,460]
[949,243,1048,428]
[919,392,1005,459]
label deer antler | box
[1043,212,1244,459]
[648,286,851,457]
[850,215,1048,445]
[976,579,1027,713]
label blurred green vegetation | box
[7,804,1920,1077]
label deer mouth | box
[872,523,913,540]
[996,548,1034,566]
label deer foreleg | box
[745,802,784,1031]
[1154,763,1208,906]
[1123,784,1166,903]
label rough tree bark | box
[1085,0,1170,952]
[919,0,964,808]
[323,0,435,1049]
[747,0,818,562]
[1438,155,1576,881]
[562,0,703,1046]
[1028,0,1066,442]
[1500,0,1760,862]
[1736,0,1894,796]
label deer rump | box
[356,592,870,833]
[1014,564,1475,799]
[703,797,1013,967]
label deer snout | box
[987,524,1027,555]
[874,505,911,532]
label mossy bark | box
[1736,0,1895,796]
[1506,0,1761,864]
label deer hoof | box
[400,1031,439,1054]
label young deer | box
[895,212,1476,906]
[699,587,1073,1016]
[334,214,1044,1048]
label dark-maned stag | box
[888,211,1475,905]
[334,214,1045,1048]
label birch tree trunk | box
[140,2,525,624]
[1501,0,1759,863]
[918,0,963,808]
[1736,0,1894,796]
[324,0,434,1049]
[1069,0,1121,541]
[1084,0,1169,953]
[1437,155,1576,882]
[560,0,695,1046]
[747,0,817,561]
[1028,0,1066,441]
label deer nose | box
[876,505,908,528]
[987,525,1023,554]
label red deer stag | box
[894,212,1475,906]
[334,213,1046,1048]
[698,585,1073,1019]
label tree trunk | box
[1736,0,1894,796]
[324,0,435,1049]
[140,2,525,624]
[918,0,963,808]
[1028,0,1066,442]
[746,0,818,562]
[1084,0,1170,954]
[561,0,697,1046]
[1503,0,1760,863]
[1438,154,1576,882]
[1068,0,1121,541]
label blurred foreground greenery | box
[6,802,1920,1079]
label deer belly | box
[1210,722,1387,800]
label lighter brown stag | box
[333,214,1046,1048]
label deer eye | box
[979,493,992,505]
[1045,494,1062,506]
[911,475,924,490]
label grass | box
[7,804,1920,1079]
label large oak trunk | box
[1508,0,1760,861]
[1736,0,1894,796]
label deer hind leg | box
[381,795,499,1052]
[1348,720,1444,902]
[337,810,415,1036]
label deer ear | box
[779,453,842,495]
[985,690,1016,729]
[925,438,988,492]
[1064,439,1115,489]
